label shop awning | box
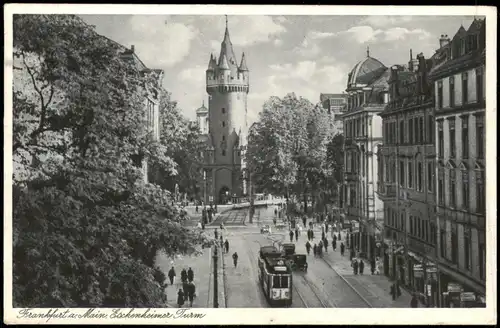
[438,263,486,295]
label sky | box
[80,14,477,124]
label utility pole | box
[213,245,219,308]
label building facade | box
[429,19,486,307]
[378,51,439,306]
[201,18,249,205]
[320,93,348,133]
[120,45,163,183]
[341,50,389,260]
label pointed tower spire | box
[239,52,249,71]
[366,46,370,57]
[410,49,413,60]
[207,53,214,70]
[218,15,237,73]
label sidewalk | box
[155,248,225,308]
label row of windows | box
[437,167,485,213]
[345,116,369,138]
[437,67,483,109]
[437,113,484,159]
[384,114,434,145]
[452,33,480,60]
[385,209,437,246]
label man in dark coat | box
[224,239,229,253]
[182,280,189,301]
[332,239,337,251]
[370,258,376,275]
[323,238,329,252]
[295,227,299,241]
[168,267,176,285]
[340,242,345,256]
[232,252,239,268]
[187,267,194,282]
[313,244,317,256]
[359,260,365,274]
[187,281,196,307]
[305,241,311,255]
[410,293,419,308]
[181,268,188,284]
[302,216,307,228]
[289,230,294,243]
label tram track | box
[320,256,373,308]
[293,274,328,308]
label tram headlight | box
[283,290,289,299]
[272,290,279,299]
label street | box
[210,205,413,308]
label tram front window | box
[272,275,289,288]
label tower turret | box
[219,53,230,70]
[239,52,248,71]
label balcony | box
[377,182,397,200]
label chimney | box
[131,45,135,53]
[439,34,450,48]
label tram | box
[257,246,293,307]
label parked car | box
[260,224,270,234]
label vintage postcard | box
[3,4,497,325]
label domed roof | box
[348,56,387,86]
[196,101,208,114]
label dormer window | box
[460,38,466,55]
[468,34,478,52]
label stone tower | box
[204,16,249,205]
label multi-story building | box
[201,17,250,205]
[120,45,163,183]
[341,50,389,260]
[320,93,348,133]
[429,18,486,307]
[378,51,439,306]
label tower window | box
[222,150,226,156]
[222,136,225,141]
[222,121,226,127]
[222,108,226,114]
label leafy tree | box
[12,14,202,308]
[247,93,341,213]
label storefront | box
[383,240,405,282]
[438,268,486,308]
[406,251,439,307]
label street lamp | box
[203,170,207,206]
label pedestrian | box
[321,231,326,241]
[390,283,397,301]
[187,281,196,307]
[333,233,337,244]
[396,282,402,298]
[323,238,329,252]
[332,238,337,251]
[317,243,323,257]
[195,205,198,213]
[201,221,205,230]
[375,257,381,275]
[353,259,359,275]
[325,222,329,234]
[182,280,189,301]
[340,242,345,256]
[181,268,188,284]
[274,208,278,217]
[168,266,176,285]
[305,241,311,255]
[187,267,194,282]
[232,252,239,268]
[214,228,218,240]
[224,239,229,253]
[177,289,185,308]
[220,236,224,250]
[338,231,342,241]
[295,227,299,241]
[298,224,303,237]
[359,260,365,275]
[370,258,376,275]
[313,244,317,256]
[410,293,419,308]
[302,216,306,228]
[289,230,294,243]
[273,217,277,226]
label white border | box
[3,4,497,325]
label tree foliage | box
[246,93,343,211]
[148,90,205,200]
[12,14,202,307]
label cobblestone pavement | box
[155,247,225,308]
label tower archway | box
[219,186,231,205]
